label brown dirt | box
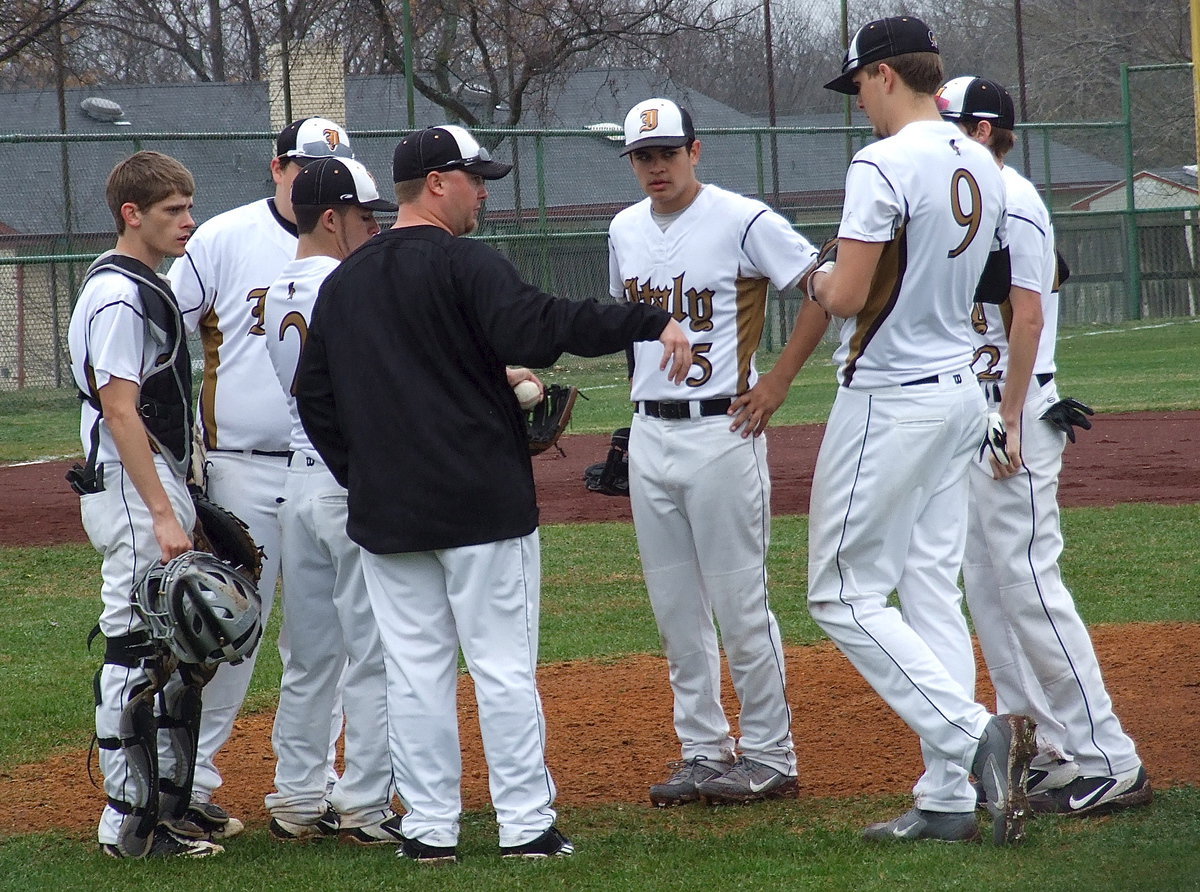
[1,412,1198,837]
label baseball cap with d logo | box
[621,98,696,156]
[276,117,354,161]
[824,16,940,95]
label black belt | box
[901,374,939,387]
[902,372,964,386]
[1036,373,1054,386]
[211,447,291,458]
[639,398,732,419]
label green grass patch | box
[0,545,283,768]
[1,789,1196,891]
[0,388,82,463]
[3,503,1197,770]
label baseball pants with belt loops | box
[807,372,989,813]
[962,378,1141,778]
[82,459,196,844]
[359,531,557,849]
[266,453,392,827]
[629,411,795,774]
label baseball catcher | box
[102,552,263,856]
[189,484,264,583]
[583,427,630,496]
[527,384,580,455]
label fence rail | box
[2,71,1197,400]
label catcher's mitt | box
[583,427,630,497]
[189,485,264,583]
[527,384,579,456]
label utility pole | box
[764,0,780,204]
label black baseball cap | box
[937,76,1017,131]
[391,125,513,183]
[824,16,940,95]
[291,157,397,211]
[275,117,354,160]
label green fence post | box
[1121,63,1142,320]
[536,133,549,291]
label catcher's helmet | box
[134,551,263,665]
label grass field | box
[1,318,1198,889]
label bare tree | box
[353,0,750,130]
[0,0,92,86]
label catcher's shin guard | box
[94,634,173,857]
[157,662,215,826]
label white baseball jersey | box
[263,255,340,455]
[68,269,168,466]
[608,184,816,401]
[833,119,1007,388]
[168,198,297,451]
[970,165,1060,381]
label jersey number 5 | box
[947,168,982,259]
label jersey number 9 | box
[947,169,982,259]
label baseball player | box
[261,157,403,842]
[608,98,826,806]
[806,16,1039,845]
[294,124,692,863]
[938,75,1152,816]
[67,151,221,858]
[166,116,353,836]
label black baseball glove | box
[1041,397,1094,443]
[583,427,630,497]
[528,384,580,456]
[189,484,264,583]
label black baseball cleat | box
[100,826,224,858]
[500,826,575,859]
[185,801,244,839]
[341,811,405,845]
[268,805,340,843]
[396,835,458,865]
[1028,765,1153,817]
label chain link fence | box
[2,67,1197,407]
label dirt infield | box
[1,411,1197,836]
[5,411,1199,545]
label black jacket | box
[296,225,670,554]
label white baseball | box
[514,380,542,410]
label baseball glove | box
[583,427,630,497]
[1041,397,1094,443]
[527,384,580,456]
[189,485,263,583]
